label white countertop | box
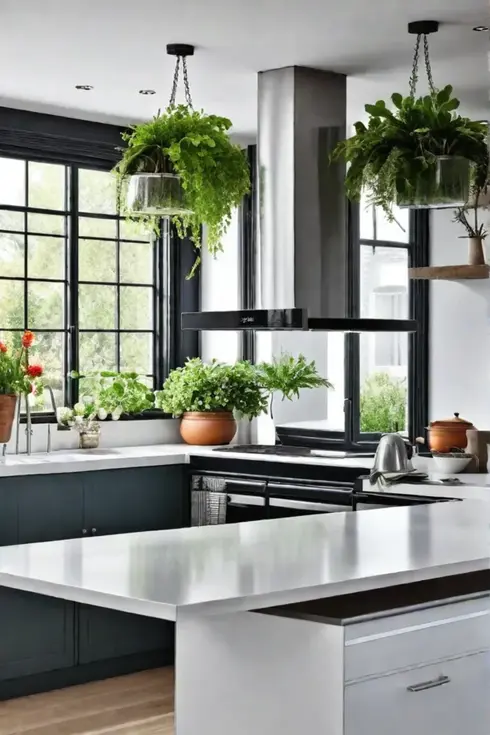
[0,444,373,477]
[362,474,490,501]
[0,500,487,620]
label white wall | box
[430,209,490,426]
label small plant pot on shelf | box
[180,411,237,446]
[398,156,471,210]
[127,173,193,216]
[0,394,17,443]
[468,236,486,266]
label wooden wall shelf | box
[409,265,490,281]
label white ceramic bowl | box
[432,455,472,474]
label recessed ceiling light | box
[473,25,489,32]
[75,85,93,91]
[139,89,156,95]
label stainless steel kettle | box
[372,433,410,474]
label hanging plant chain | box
[169,55,193,108]
[409,33,436,97]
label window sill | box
[21,410,174,424]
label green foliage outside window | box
[360,372,407,434]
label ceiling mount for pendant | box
[408,20,439,35]
[166,43,195,58]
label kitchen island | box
[0,500,488,734]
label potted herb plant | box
[0,331,44,443]
[155,358,268,445]
[453,203,488,266]
[114,105,250,276]
[332,86,489,216]
[57,401,101,449]
[256,354,332,443]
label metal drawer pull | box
[227,494,265,507]
[407,675,451,692]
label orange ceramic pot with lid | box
[427,413,475,453]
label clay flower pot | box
[468,236,486,266]
[0,394,17,443]
[180,411,237,446]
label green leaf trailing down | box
[255,353,332,401]
[114,105,250,274]
[331,87,489,218]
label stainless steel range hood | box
[182,66,417,334]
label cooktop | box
[213,445,375,459]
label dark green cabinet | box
[17,474,84,544]
[0,464,186,688]
[0,589,75,680]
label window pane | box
[28,162,65,211]
[0,158,25,206]
[79,217,117,239]
[120,286,152,330]
[119,219,149,242]
[375,205,409,243]
[120,241,153,284]
[360,246,408,318]
[79,240,116,282]
[0,281,24,328]
[28,282,64,329]
[79,169,117,215]
[28,213,65,236]
[0,210,24,232]
[79,285,116,329]
[0,232,24,277]
[28,236,65,280]
[120,333,153,374]
[79,332,116,372]
[360,338,408,434]
[30,332,64,412]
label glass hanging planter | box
[127,173,193,215]
[399,22,473,210]
[398,156,472,210]
[126,43,195,217]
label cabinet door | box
[0,479,18,546]
[83,466,186,536]
[17,473,84,543]
[345,651,490,735]
[0,588,75,680]
[78,604,174,664]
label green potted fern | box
[332,86,489,216]
[114,105,250,275]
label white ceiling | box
[0,0,487,135]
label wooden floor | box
[0,669,174,734]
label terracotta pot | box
[180,411,237,446]
[468,236,486,266]
[0,394,17,444]
[427,413,475,454]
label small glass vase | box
[79,428,100,450]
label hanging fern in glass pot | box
[114,45,250,276]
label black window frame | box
[240,144,429,448]
[0,107,199,421]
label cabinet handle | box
[407,675,451,692]
[91,528,97,535]
[82,529,88,535]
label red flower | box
[0,342,7,353]
[26,364,43,378]
[21,331,35,348]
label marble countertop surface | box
[0,500,487,620]
[362,474,490,501]
[0,444,373,477]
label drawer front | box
[345,651,490,735]
[345,597,490,681]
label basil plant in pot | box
[332,86,489,216]
[114,105,250,277]
[155,358,268,446]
